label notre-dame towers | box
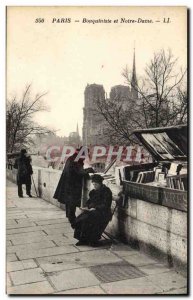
[82,51,138,146]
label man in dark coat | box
[14,149,33,198]
[74,174,112,246]
[53,150,94,227]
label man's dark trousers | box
[18,183,31,197]
[66,203,77,226]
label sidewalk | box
[6,180,187,295]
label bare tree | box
[6,84,52,153]
[94,49,187,144]
[122,49,187,128]
[95,92,138,144]
[174,88,187,124]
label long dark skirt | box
[74,210,110,243]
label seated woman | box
[74,174,112,246]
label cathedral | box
[82,50,138,146]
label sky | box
[7,6,187,137]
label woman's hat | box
[91,174,104,183]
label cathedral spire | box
[76,123,79,135]
[131,46,138,100]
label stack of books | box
[136,171,155,184]
[166,174,187,191]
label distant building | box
[68,123,81,147]
[82,84,106,145]
[33,132,68,155]
[82,49,138,146]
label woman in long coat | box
[53,151,93,227]
[74,174,112,246]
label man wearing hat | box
[53,148,94,228]
[14,149,33,198]
[74,174,112,246]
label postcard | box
[6,6,188,295]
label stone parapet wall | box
[115,197,187,271]
[7,166,62,208]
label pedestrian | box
[53,148,94,228]
[74,174,112,247]
[14,149,33,198]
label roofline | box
[133,124,187,134]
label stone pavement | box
[6,180,187,295]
